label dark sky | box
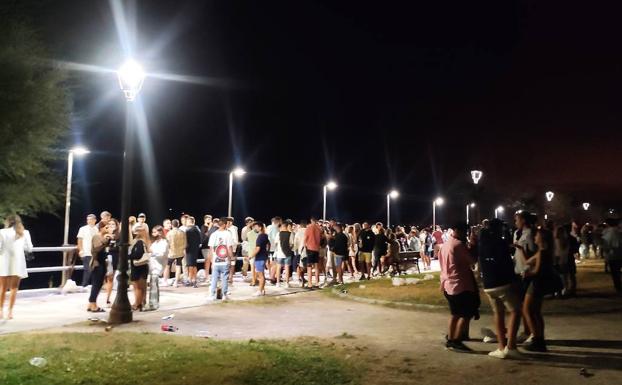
[28,0,622,239]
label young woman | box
[347,225,358,278]
[104,219,120,306]
[522,228,558,352]
[251,222,270,296]
[147,225,168,310]
[87,225,111,312]
[554,225,571,297]
[129,224,151,311]
[0,215,33,320]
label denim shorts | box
[254,259,266,272]
[334,255,345,266]
[277,257,291,266]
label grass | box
[0,333,360,385]
[334,261,620,314]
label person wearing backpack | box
[602,218,622,294]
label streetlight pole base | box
[108,269,133,324]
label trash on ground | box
[358,285,366,289]
[195,330,210,338]
[340,289,348,294]
[104,326,113,332]
[423,274,435,281]
[29,357,47,368]
[161,324,178,332]
[161,314,175,320]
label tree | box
[0,15,70,217]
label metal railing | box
[28,246,79,286]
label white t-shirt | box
[228,225,239,247]
[77,225,98,257]
[513,227,536,274]
[208,229,234,265]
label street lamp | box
[583,202,590,211]
[494,205,504,219]
[470,170,483,184]
[228,168,246,217]
[109,59,146,325]
[466,202,475,225]
[544,191,554,220]
[322,181,337,221]
[386,190,399,227]
[433,197,444,229]
[62,147,90,284]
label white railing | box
[28,246,79,285]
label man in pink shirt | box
[304,217,322,288]
[439,222,478,353]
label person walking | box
[76,214,98,287]
[0,215,33,320]
[207,217,234,301]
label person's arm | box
[524,251,541,276]
[24,230,34,253]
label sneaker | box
[446,341,473,353]
[516,332,530,344]
[503,347,523,359]
[252,290,264,297]
[206,295,215,302]
[285,282,290,288]
[488,348,507,359]
[483,335,497,344]
[523,335,534,345]
[523,339,547,353]
[173,282,179,288]
[192,282,198,288]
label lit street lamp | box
[466,202,475,225]
[470,170,483,184]
[62,147,90,284]
[322,181,337,221]
[386,190,399,227]
[494,205,504,219]
[583,202,590,211]
[228,168,246,217]
[433,197,444,229]
[109,59,145,325]
[545,191,554,220]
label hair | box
[106,218,121,239]
[133,224,152,248]
[171,219,180,228]
[299,219,308,226]
[152,225,164,240]
[100,211,111,218]
[87,213,97,220]
[253,221,266,232]
[187,216,196,225]
[537,228,554,259]
[5,215,25,238]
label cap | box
[138,213,146,218]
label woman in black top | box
[129,224,150,311]
[87,225,109,312]
[104,218,120,306]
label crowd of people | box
[1,209,621,359]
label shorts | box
[167,257,183,268]
[444,290,479,319]
[358,252,372,263]
[334,255,345,266]
[484,283,520,313]
[277,257,291,266]
[254,259,266,272]
[319,247,327,258]
[307,250,320,264]
[373,250,384,265]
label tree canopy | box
[0,15,71,217]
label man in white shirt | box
[77,214,98,287]
[240,217,254,280]
[208,217,234,301]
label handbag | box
[25,251,35,262]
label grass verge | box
[0,333,360,385]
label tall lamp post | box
[494,205,504,219]
[433,197,444,229]
[109,59,145,325]
[466,202,475,225]
[228,168,246,217]
[387,190,399,227]
[322,181,337,221]
[545,191,554,220]
[62,147,90,285]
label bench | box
[396,251,421,274]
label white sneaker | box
[206,295,215,302]
[503,347,522,359]
[523,335,534,344]
[483,335,497,343]
[252,291,264,297]
[488,348,507,359]
[285,282,290,288]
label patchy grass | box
[0,333,360,385]
[333,262,620,314]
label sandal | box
[87,307,106,313]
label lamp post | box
[109,59,145,325]
[545,191,554,220]
[322,181,337,221]
[387,190,399,227]
[494,205,504,219]
[61,147,90,285]
[466,202,475,225]
[228,168,246,217]
[433,197,444,229]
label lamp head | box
[470,202,476,208]
[470,170,483,184]
[389,190,399,199]
[117,59,145,101]
[582,202,590,211]
[326,181,337,190]
[70,146,90,156]
[434,197,444,206]
[496,206,504,212]
[546,191,554,202]
[232,168,246,177]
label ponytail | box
[5,215,24,238]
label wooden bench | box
[396,251,421,274]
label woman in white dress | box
[0,215,33,320]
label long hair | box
[537,228,554,260]
[5,215,24,239]
[133,224,152,249]
[152,225,164,241]
[107,218,120,239]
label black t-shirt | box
[359,229,375,252]
[477,229,514,289]
[185,226,202,255]
[255,233,270,261]
[279,231,293,257]
[332,232,349,256]
[374,233,389,254]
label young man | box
[358,222,375,280]
[204,218,220,277]
[304,217,322,288]
[478,219,522,359]
[200,215,212,277]
[439,222,478,353]
[373,223,389,276]
[184,216,202,288]
[240,217,255,281]
[226,217,239,284]
[266,217,282,284]
[77,214,99,287]
[331,223,349,284]
[165,219,186,288]
[207,217,234,301]
[275,222,294,287]
[294,220,308,286]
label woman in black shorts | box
[129,224,150,311]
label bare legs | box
[0,276,21,319]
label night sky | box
[27,0,622,243]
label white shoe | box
[483,335,497,343]
[488,348,507,359]
[252,291,265,297]
[503,347,522,359]
[285,282,290,288]
[523,335,534,344]
[206,295,215,302]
